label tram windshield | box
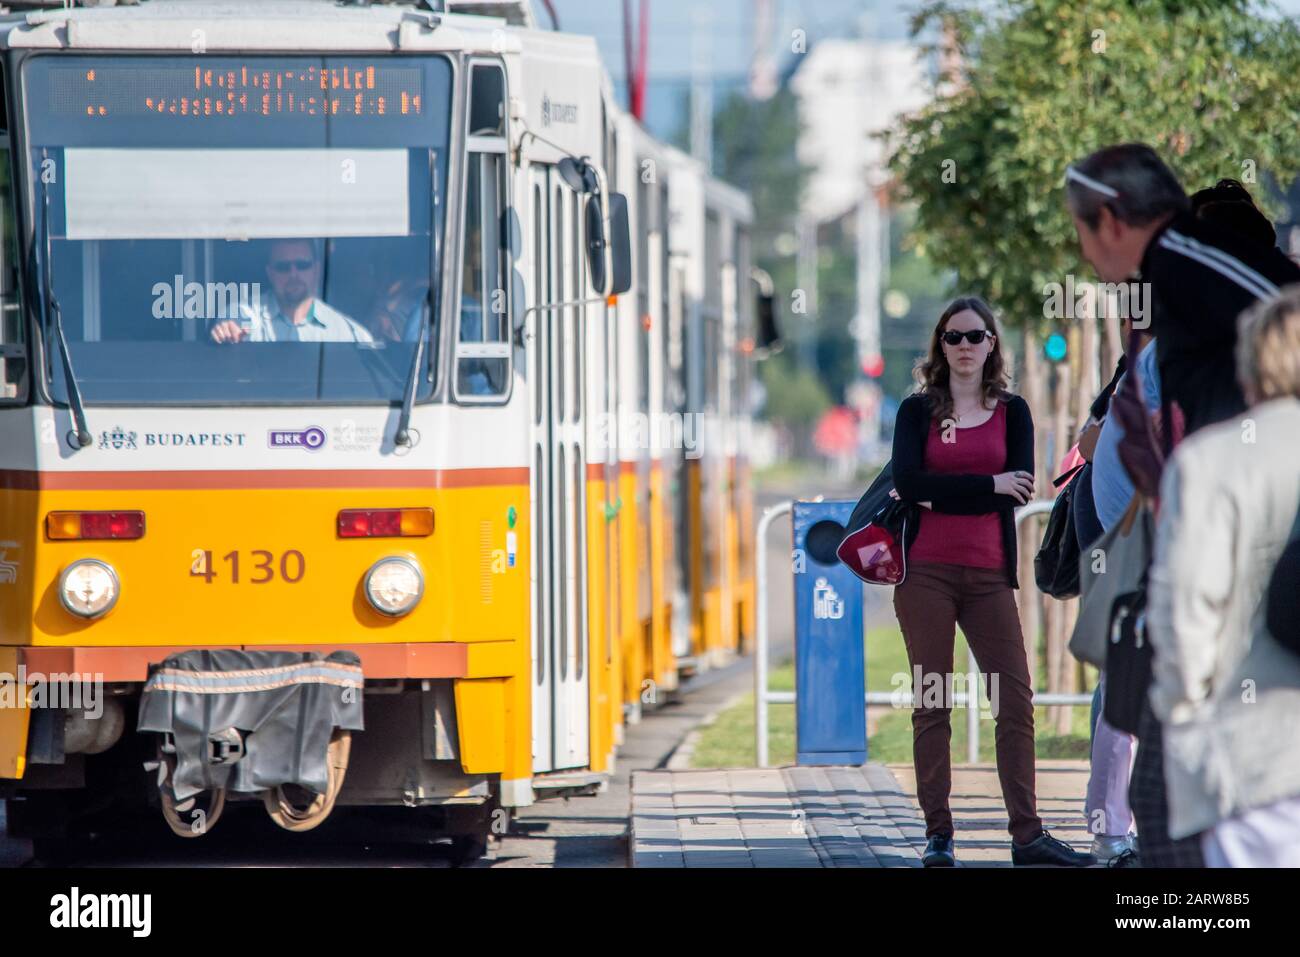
[23,55,452,405]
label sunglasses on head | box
[941,329,993,346]
[270,258,315,274]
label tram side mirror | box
[591,192,631,297]
[559,156,631,298]
[558,156,598,194]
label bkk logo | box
[268,427,326,451]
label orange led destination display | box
[48,62,426,119]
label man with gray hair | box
[1065,143,1300,435]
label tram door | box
[529,164,590,772]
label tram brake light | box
[337,508,434,538]
[46,511,145,541]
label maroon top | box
[908,402,1006,570]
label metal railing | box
[754,497,1094,767]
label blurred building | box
[790,37,929,458]
[790,37,928,224]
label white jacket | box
[1147,397,1300,840]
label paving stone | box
[630,763,965,868]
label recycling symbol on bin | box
[812,577,844,620]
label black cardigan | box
[891,392,1035,589]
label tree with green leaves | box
[888,0,1300,321]
[886,0,1300,724]
[758,350,833,458]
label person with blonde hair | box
[1146,284,1300,867]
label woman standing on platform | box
[889,296,1094,868]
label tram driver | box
[210,239,374,344]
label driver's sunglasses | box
[270,258,315,274]
[941,329,993,346]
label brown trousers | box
[892,561,1042,844]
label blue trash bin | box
[792,499,866,765]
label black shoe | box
[1108,849,1141,868]
[922,833,956,867]
[1011,829,1096,867]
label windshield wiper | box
[39,175,91,448]
[394,292,431,448]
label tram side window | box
[0,68,22,403]
[469,64,505,136]
[457,64,510,400]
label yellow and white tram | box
[0,0,767,856]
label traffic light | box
[1044,332,1068,363]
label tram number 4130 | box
[190,549,305,584]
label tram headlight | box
[364,557,424,617]
[58,560,120,619]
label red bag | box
[836,498,915,586]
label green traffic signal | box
[1044,332,1068,363]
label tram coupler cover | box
[793,500,867,765]
[138,649,364,802]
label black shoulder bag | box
[1102,568,1154,736]
[1034,462,1086,599]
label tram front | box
[0,40,528,851]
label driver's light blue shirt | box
[238,296,374,343]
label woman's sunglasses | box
[941,329,994,346]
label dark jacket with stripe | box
[1140,212,1300,435]
[891,393,1035,589]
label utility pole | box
[689,5,712,172]
[797,216,819,369]
[749,0,778,101]
[852,14,886,454]
[622,0,650,121]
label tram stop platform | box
[630,761,1093,868]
